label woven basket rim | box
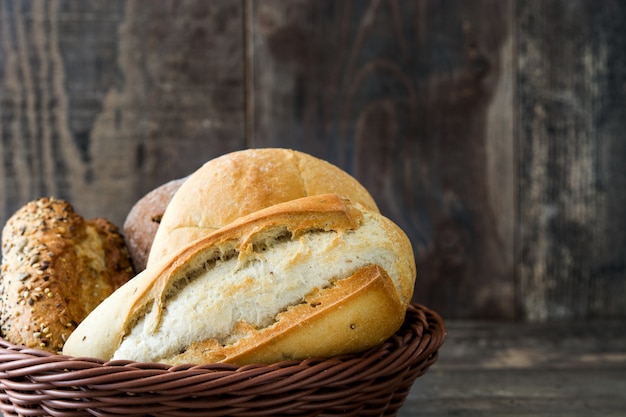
[0,303,446,417]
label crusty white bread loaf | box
[146,148,379,268]
[0,197,135,353]
[63,194,415,365]
[123,177,186,271]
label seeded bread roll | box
[0,197,135,352]
[147,148,379,267]
[63,194,415,365]
[123,177,186,271]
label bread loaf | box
[123,177,186,271]
[63,194,415,365]
[0,197,135,352]
[146,149,379,267]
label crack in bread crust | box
[117,226,358,361]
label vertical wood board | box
[248,0,516,319]
[0,0,247,228]
[517,0,626,320]
[0,0,624,321]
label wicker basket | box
[0,304,445,417]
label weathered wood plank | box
[0,0,246,228]
[248,0,516,319]
[517,0,626,320]
[436,320,626,370]
[399,320,626,416]
[0,0,624,322]
[403,369,626,417]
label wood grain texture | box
[0,0,246,228]
[401,320,626,416]
[248,0,516,319]
[0,0,624,321]
[517,0,626,320]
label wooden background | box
[0,0,624,322]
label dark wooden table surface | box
[399,320,626,416]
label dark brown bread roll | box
[123,177,186,271]
[0,197,135,353]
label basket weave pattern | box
[0,304,445,417]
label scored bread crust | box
[172,264,404,365]
[146,148,379,268]
[63,194,415,364]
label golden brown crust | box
[63,194,415,364]
[147,149,379,267]
[0,197,135,352]
[123,177,186,271]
